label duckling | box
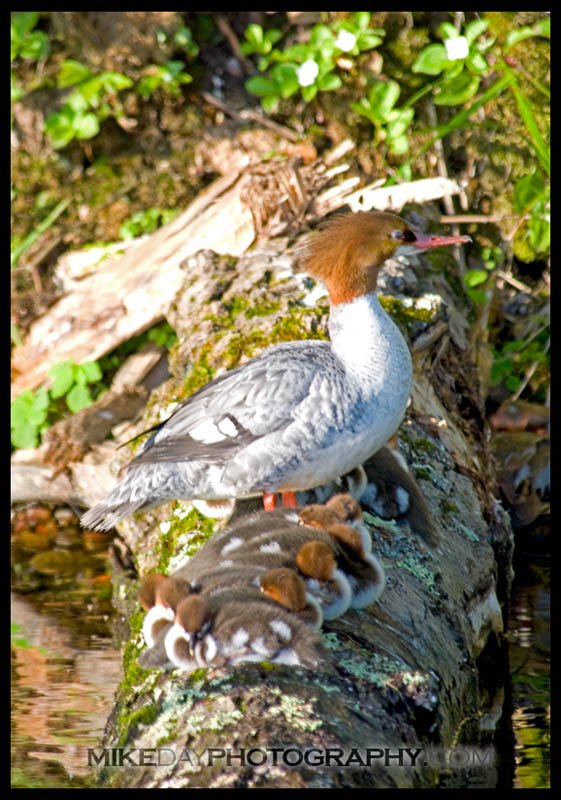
[359,447,438,547]
[259,567,323,629]
[165,593,329,674]
[140,574,191,647]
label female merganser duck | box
[82,212,468,532]
[164,592,328,673]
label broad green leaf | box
[354,11,371,30]
[282,44,310,62]
[301,84,318,102]
[438,22,459,41]
[49,362,75,399]
[350,98,378,126]
[369,80,400,121]
[310,25,335,48]
[466,51,489,76]
[12,12,40,39]
[356,32,383,50]
[388,134,409,155]
[244,24,264,51]
[19,30,49,61]
[73,112,100,140]
[80,361,103,383]
[136,75,160,97]
[58,59,92,88]
[527,216,550,254]
[464,269,488,287]
[464,18,489,45]
[11,421,39,450]
[245,76,277,96]
[11,393,33,426]
[513,171,545,213]
[66,385,93,413]
[102,71,133,92]
[434,74,480,105]
[412,44,449,75]
[317,73,342,92]
[261,95,280,113]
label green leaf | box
[434,74,480,105]
[466,51,489,76]
[11,421,39,450]
[504,18,550,52]
[80,361,103,383]
[438,22,459,41]
[58,59,92,88]
[261,95,280,113]
[388,134,409,155]
[266,29,283,47]
[73,112,100,140]
[356,32,383,51]
[354,11,371,30]
[464,18,489,45]
[12,12,40,39]
[245,76,278,97]
[19,30,49,61]
[136,75,161,97]
[369,80,400,121]
[301,84,318,102]
[508,79,550,175]
[244,23,264,51]
[513,171,545,213]
[101,71,133,92]
[412,44,449,75]
[282,44,309,63]
[350,98,379,126]
[310,25,336,48]
[527,215,550,254]
[505,375,522,393]
[317,72,342,92]
[66,385,93,413]
[464,269,488,287]
[49,362,75,399]
[11,392,34,426]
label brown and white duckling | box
[318,523,385,609]
[299,493,372,554]
[259,567,323,629]
[165,592,328,674]
[223,531,353,620]
[359,447,438,547]
[139,574,192,647]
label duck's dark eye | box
[391,228,417,242]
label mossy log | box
[91,234,514,789]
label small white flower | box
[335,29,357,52]
[296,59,319,87]
[444,36,469,61]
[160,521,171,533]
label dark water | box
[10,504,550,788]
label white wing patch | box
[218,417,239,437]
[269,619,292,640]
[260,541,281,554]
[189,418,227,444]
[221,537,243,555]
